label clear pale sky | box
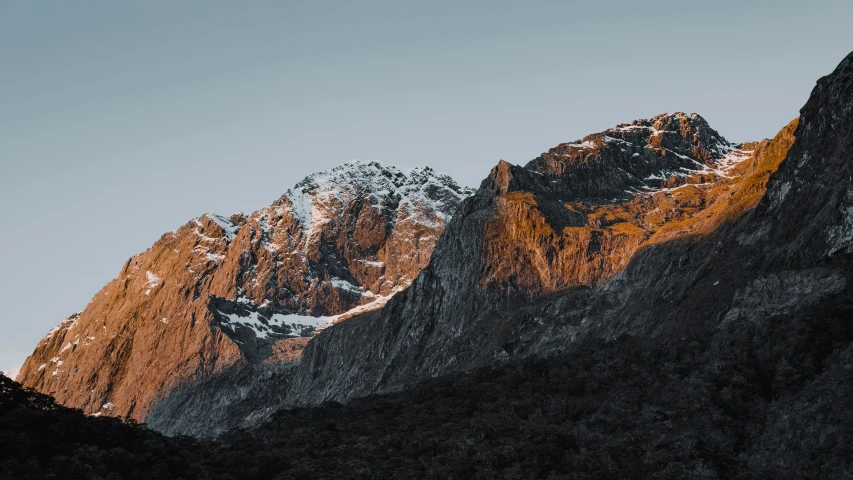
[2,1,852,376]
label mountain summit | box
[520,112,749,201]
[16,161,474,420]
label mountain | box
[6,48,853,480]
[145,110,805,436]
[284,51,853,415]
[283,114,793,401]
[15,161,474,421]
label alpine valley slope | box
[16,162,474,421]
[149,110,804,436]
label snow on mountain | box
[276,160,473,238]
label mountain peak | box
[291,160,468,193]
[516,112,750,201]
[283,161,474,234]
[649,111,709,125]
[573,111,732,159]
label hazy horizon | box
[3,0,853,374]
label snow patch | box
[217,309,332,339]
[714,147,753,174]
[632,145,753,196]
[50,357,63,377]
[329,285,406,324]
[218,284,408,340]
[42,316,78,344]
[205,213,240,240]
[144,271,162,296]
[288,189,314,231]
[330,277,361,293]
[358,259,385,267]
[145,271,161,288]
[564,140,596,149]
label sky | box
[1,0,852,376]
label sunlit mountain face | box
[16,161,474,422]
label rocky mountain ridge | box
[6,48,853,479]
[147,111,804,436]
[21,50,853,439]
[280,112,796,408]
[281,53,853,417]
[17,161,473,420]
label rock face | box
[148,110,806,436]
[16,161,473,421]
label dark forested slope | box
[3,290,853,479]
[0,374,213,479]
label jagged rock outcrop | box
[17,161,473,421]
[148,110,808,436]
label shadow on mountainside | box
[4,289,853,479]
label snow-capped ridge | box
[281,160,474,235]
